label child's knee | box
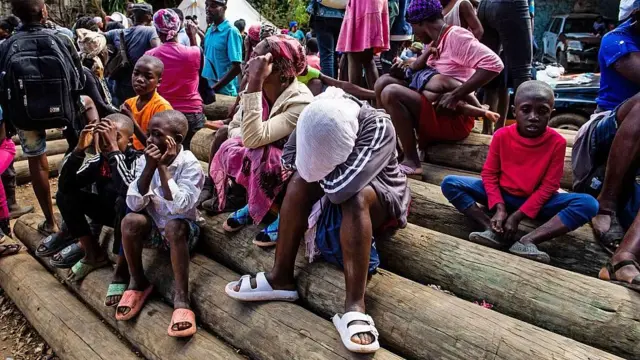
[577,194,599,219]
[342,187,375,215]
[164,219,189,245]
[121,213,150,236]
[441,175,463,197]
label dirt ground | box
[0,179,59,360]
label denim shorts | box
[17,129,48,157]
[17,96,87,157]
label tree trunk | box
[407,178,608,276]
[203,95,238,120]
[12,129,63,145]
[14,214,402,360]
[15,139,68,162]
[15,154,65,185]
[0,240,138,360]
[197,213,620,360]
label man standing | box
[104,2,160,105]
[307,0,344,78]
[202,0,243,97]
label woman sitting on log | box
[209,35,313,246]
[375,0,503,177]
[225,89,410,354]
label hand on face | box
[144,144,162,168]
[247,52,273,81]
[159,137,177,166]
[94,119,120,153]
[75,124,96,152]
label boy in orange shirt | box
[121,55,172,150]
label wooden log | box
[0,240,138,360]
[407,178,608,276]
[191,130,605,276]
[12,129,63,145]
[203,94,237,120]
[13,217,247,360]
[423,132,575,189]
[15,153,65,185]
[198,213,620,360]
[15,214,403,360]
[14,139,68,162]
[379,222,640,359]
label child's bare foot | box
[592,213,612,235]
[484,111,500,123]
[398,161,423,178]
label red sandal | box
[167,308,197,337]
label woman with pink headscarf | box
[145,9,204,149]
[209,35,313,246]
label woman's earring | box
[280,74,288,84]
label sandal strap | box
[612,259,640,273]
[106,283,128,297]
[598,209,615,216]
[171,309,195,325]
[347,324,379,339]
[342,311,375,327]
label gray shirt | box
[105,25,159,65]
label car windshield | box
[563,18,596,33]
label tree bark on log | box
[407,178,608,276]
[203,95,237,120]
[197,213,620,360]
[380,222,640,359]
[423,132,574,189]
[14,139,68,162]
[14,214,403,360]
[12,129,63,145]
[15,153,64,185]
[0,240,138,360]
[189,134,603,278]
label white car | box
[542,13,608,71]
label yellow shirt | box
[125,91,173,150]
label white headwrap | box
[295,88,361,183]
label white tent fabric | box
[178,0,208,31]
[178,0,272,32]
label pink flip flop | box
[167,308,197,337]
[115,285,154,321]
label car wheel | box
[557,50,569,71]
[549,113,587,131]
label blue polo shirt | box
[202,19,243,97]
[597,19,640,111]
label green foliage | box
[249,0,310,30]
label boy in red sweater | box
[441,81,598,263]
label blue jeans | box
[441,175,598,231]
[313,16,343,78]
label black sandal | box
[35,232,75,257]
[593,210,625,255]
[0,244,23,258]
[50,242,85,269]
[601,260,640,292]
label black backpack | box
[0,28,82,131]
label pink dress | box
[336,0,390,53]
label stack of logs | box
[4,101,639,360]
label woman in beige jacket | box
[209,35,313,246]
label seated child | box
[121,55,173,150]
[441,81,598,263]
[404,45,499,122]
[116,110,204,338]
[225,92,410,354]
[400,41,423,61]
[39,114,139,281]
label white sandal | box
[332,311,380,353]
[225,272,299,302]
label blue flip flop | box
[223,205,252,232]
[253,216,279,247]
